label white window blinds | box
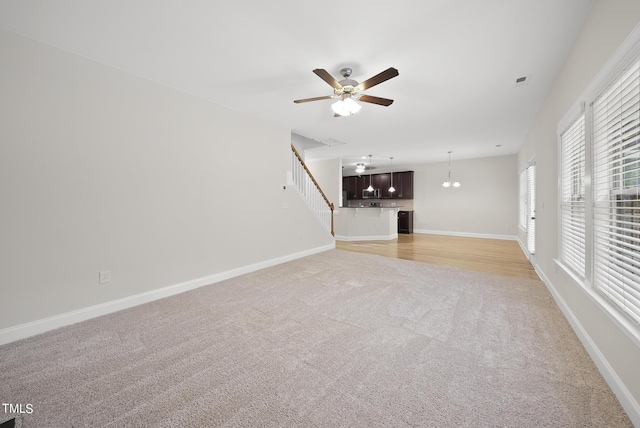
[519,170,527,229]
[560,114,586,278]
[592,59,640,325]
[526,165,536,255]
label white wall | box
[290,132,309,161]
[518,1,640,423]
[305,157,342,209]
[0,29,333,333]
[413,155,518,238]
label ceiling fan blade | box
[358,95,394,106]
[356,67,399,91]
[313,69,343,90]
[293,95,334,103]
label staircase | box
[290,145,335,237]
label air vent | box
[515,75,529,87]
[321,137,347,147]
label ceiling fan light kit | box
[294,67,398,116]
[331,95,361,116]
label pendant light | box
[389,156,395,193]
[442,151,461,188]
[367,154,374,191]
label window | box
[592,59,640,325]
[558,29,640,332]
[560,114,586,278]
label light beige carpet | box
[0,249,632,427]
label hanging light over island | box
[389,156,396,193]
[366,154,374,192]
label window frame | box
[556,24,640,344]
[559,111,586,279]
[591,60,640,326]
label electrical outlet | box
[99,270,111,284]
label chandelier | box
[442,151,461,188]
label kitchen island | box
[333,204,402,241]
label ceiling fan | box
[294,67,399,116]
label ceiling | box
[0,0,594,173]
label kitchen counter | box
[344,205,403,209]
[334,206,401,241]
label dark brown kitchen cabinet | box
[398,210,413,234]
[395,171,414,199]
[369,174,380,190]
[343,176,361,199]
[342,176,354,199]
[356,175,368,195]
[379,173,391,198]
[343,170,414,200]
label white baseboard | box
[515,237,536,264]
[0,243,335,346]
[334,233,398,241]
[413,229,517,241]
[516,237,527,257]
[532,259,640,426]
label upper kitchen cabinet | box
[394,171,414,199]
[343,176,358,199]
[369,174,380,190]
[343,175,369,199]
[343,171,414,199]
[379,173,391,198]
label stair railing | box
[291,145,335,237]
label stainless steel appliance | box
[362,188,380,199]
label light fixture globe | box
[366,154,374,191]
[331,95,361,116]
[442,151,461,189]
[389,156,395,193]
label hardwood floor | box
[336,234,540,280]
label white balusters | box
[291,148,334,235]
